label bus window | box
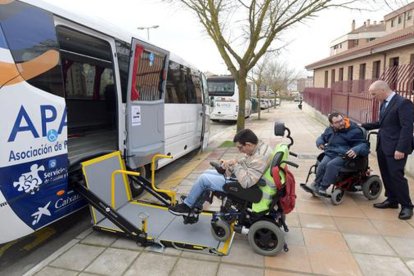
[207,80,235,97]
[0,1,64,97]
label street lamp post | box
[137,25,159,41]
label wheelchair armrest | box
[223,182,262,203]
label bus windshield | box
[207,80,234,97]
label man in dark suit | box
[362,80,413,220]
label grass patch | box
[219,140,234,148]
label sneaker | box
[168,203,191,216]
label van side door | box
[126,39,169,168]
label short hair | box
[328,112,343,123]
[233,128,258,145]
[370,80,391,92]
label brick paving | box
[26,102,414,276]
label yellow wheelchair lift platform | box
[75,151,234,256]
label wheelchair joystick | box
[210,161,226,174]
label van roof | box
[20,0,199,72]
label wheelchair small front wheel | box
[248,220,285,256]
[362,175,383,200]
[211,218,231,242]
[331,188,345,205]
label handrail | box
[111,170,140,209]
[151,154,176,204]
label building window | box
[391,19,395,27]
[398,16,402,24]
[359,63,366,80]
[389,57,399,67]
[331,69,336,87]
[339,67,344,81]
[324,70,329,88]
[372,60,381,80]
[348,66,353,81]
[407,11,412,21]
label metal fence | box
[303,64,414,123]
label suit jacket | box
[362,93,414,155]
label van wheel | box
[248,220,284,256]
[129,165,149,197]
[362,176,382,200]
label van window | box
[165,61,201,104]
[0,1,64,97]
[132,48,165,101]
[57,26,114,100]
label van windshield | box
[207,80,234,97]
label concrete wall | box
[302,101,414,177]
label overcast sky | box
[43,0,403,77]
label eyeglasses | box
[331,118,344,125]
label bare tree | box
[264,61,301,99]
[249,56,270,120]
[169,0,357,131]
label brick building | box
[306,2,414,91]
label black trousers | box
[377,147,413,208]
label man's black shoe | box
[399,207,413,220]
[168,203,191,216]
[373,200,399,209]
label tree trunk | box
[236,76,247,132]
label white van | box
[0,0,210,244]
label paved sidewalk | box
[26,102,414,276]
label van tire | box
[129,165,150,197]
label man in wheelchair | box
[168,128,273,216]
[309,112,370,197]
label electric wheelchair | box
[300,128,383,205]
[180,123,298,256]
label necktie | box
[380,100,387,119]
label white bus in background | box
[207,76,252,122]
[0,0,210,244]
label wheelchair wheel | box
[331,188,345,205]
[211,218,231,242]
[247,220,285,256]
[362,175,383,200]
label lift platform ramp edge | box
[78,151,234,256]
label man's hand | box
[220,159,237,169]
[318,144,325,150]
[346,149,357,159]
[394,150,405,160]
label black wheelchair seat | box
[339,156,368,174]
[222,180,263,203]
